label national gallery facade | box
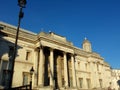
[0,22,111,90]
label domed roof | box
[82,37,92,52]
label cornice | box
[0,21,37,35]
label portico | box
[37,45,77,89]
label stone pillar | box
[63,52,68,87]
[71,54,77,87]
[50,48,54,87]
[38,47,44,86]
[34,49,39,86]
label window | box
[0,26,4,30]
[85,63,87,71]
[99,79,102,88]
[97,64,99,71]
[26,51,31,60]
[78,62,80,70]
[0,60,8,85]
[88,62,90,71]
[86,79,91,88]
[23,72,30,85]
[9,46,14,57]
[79,78,83,88]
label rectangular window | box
[23,72,30,85]
[99,79,102,88]
[97,64,99,71]
[79,78,83,88]
[88,62,90,71]
[86,79,91,89]
[26,51,31,60]
[85,63,87,71]
[78,62,80,70]
[9,46,14,57]
[0,26,4,30]
[0,60,8,85]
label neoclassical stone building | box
[0,22,111,90]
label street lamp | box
[30,67,34,90]
[6,0,27,89]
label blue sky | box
[0,0,120,69]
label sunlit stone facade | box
[111,69,120,90]
[0,22,111,90]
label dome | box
[83,37,91,44]
[82,37,92,52]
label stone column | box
[38,47,44,86]
[50,48,54,87]
[71,54,77,87]
[34,49,39,86]
[63,52,68,87]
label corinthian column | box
[71,54,77,87]
[50,48,54,86]
[63,52,68,87]
[38,47,44,86]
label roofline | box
[0,21,37,35]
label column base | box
[50,85,54,88]
[38,84,44,88]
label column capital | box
[40,45,44,49]
[70,53,74,57]
[63,51,67,55]
[49,47,54,51]
[34,47,40,52]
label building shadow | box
[0,27,22,87]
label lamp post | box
[30,67,34,90]
[6,0,27,89]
